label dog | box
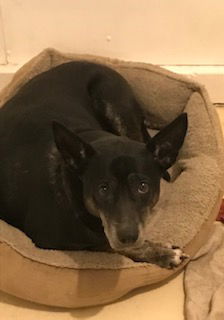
[0,61,188,268]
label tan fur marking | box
[84,197,100,217]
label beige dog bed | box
[0,48,223,308]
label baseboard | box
[163,66,224,103]
[1,64,224,103]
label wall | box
[1,0,224,102]
[0,3,6,64]
[0,0,224,66]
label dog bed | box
[0,48,223,308]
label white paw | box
[170,248,189,268]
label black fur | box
[0,61,188,267]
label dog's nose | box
[117,229,139,245]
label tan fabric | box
[0,48,223,308]
[0,241,174,308]
[184,222,224,320]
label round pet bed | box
[0,48,223,308]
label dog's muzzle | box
[117,225,139,245]
[102,219,145,251]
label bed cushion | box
[0,48,223,308]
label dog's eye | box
[138,182,149,194]
[98,183,109,196]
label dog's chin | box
[110,240,145,253]
[104,228,145,252]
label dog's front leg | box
[120,241,189,269]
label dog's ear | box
[52,121,96,172]
[141,118,153,144]
[147,113,188,172]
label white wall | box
[1,0,224,102]
[0,3,6,64]
[1,0,224,66]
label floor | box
[0,273,185,320]
[0,73,223,319]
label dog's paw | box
[168,248,189,268]
[124,242,189,269]
[155,247,189,269]
[164,243,180,250]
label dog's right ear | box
[52,121,96,173]
[147,113,188,172]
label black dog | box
[0,61,188,268]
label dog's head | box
[53,113,187,251]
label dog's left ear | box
[52,121,96,173]
[147,113,188,172]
